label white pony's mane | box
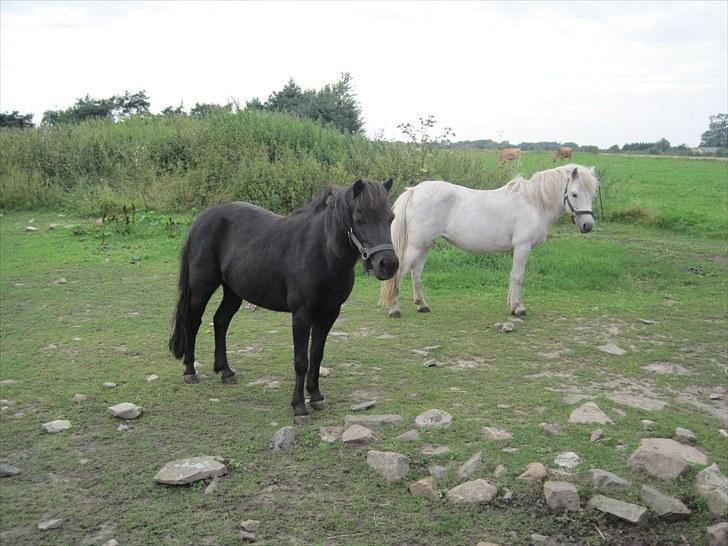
[504,164,599,212]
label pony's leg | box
[507,245,531,317]
[213,285,243,384]
[291,308,313,424]
[183,284,217,383]
[306,308,340,410]
[410,247,431,312]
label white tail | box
[378,187,414,306]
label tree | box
[190,102,235,117]
[398,115,455,173]
[0,111,35,128]
[700,113,728,147]
[160,103,186,116]
[41,91,150,125]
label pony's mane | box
[504,164,599,212]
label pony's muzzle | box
[580,221,594,233]
[371,251,399,280]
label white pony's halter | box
[563,172,594,223]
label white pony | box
[379,164,599,317]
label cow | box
[553,147,573,161]
[497,148,522,166]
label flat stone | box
[707,522,728,546]
[0,463,22,477]
[422,445,450,456]
[41,419,71,433]
[588,494,649,524]
[569,402,613,425]
[271,426,296,451]
[493,464,508,479]
[103,540,119,546]
[495,321,515,333]
[458,452,483,480]
[530,534,550,545]
[26,226,39,232]
[597,342,626,356]
[350,400,376,412]
[240,531,256,542]
[695,463,728,517]
[518,462,548,481]
[366,450,410,482]
[72,394,87,402]
[409,476,439,501]
[344,414,402,428]
[501,447,519,453]
[0,379,17,386]
[240,520,260,532]
[341,424,375,445]
[641,419,655,427]
[591,469,632,492]
[628,446,690,481]
[554,451,580,470]
[423,359,444,368]
[117,424,130,431]
[501,488,513,502]
[446,479,498,504]
[639,438,708,465]
[640,484,691,520]
[415,409,453,428]
[429,465,448,479]
[397,429,420,441]
[590,429,605,442]
[562,393,595,405]
[108,403,143,419]
[608,393,667,411]
[639,318,656,324]
[38,518,63,530]
[539,422,563,435]
[319,426,344,443]
[154,456,227,485]
[642,363,690,375]
[482,426,513,441]
[102,382,117,388]
[319,366,331,377]
[543,480,580,512]
[675,427,697,444]
[476,543,501,546]
[146,374,159,382]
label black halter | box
[563,175,594,224]
[347,227,394,261]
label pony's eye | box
[571,193,578,198]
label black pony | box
[169,179,398,423]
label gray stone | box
[409,476,439,501]
[0,462,21,477]
[642,362,690,375]
[367,450,410,482]
[429,465,448,479]
[591,469,632,492]
[241,520,260,532]
[72,394,87,402]
[597,342,626,356]
[102,540,119,546]
[640,484,691,520]
[482,426,513,441]
[530,534,550,545]
[543,481,580,512]
[319,366,331,377]
[588,495,649,524]
[415,409,453,428]
[108,403,143,419]
[695,463,728,517]
[271,426,296,451]
[240,530,256,542]
[518,462,548,481]
[41,419,71,433]
[707,522,728,546]
[495,321,515,333]
[422,445,450,456]
[590,429,605,442]
[554,451,580,470]
[146,374,159,382]
[397,429,420,441]
[319,426,343,443]
[493,464,508,479]
[569,402,613,425]
[344,414,402,428]
[641,438,709,464]
[38,518,63,530]
[628,438,708,481]
[457,452,483,480]
[341,424,375,445]
[117,424,130,432]
[154,456,227,485]
[350,400,376,412]
[608,393,667,411]
[675,427,697,444]
[102,382,117,388]
[540,422,563,435]
[445,479,498,504]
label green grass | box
[1,206,726,545]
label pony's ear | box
[383,178,393,193]
[352,179,364,198]
[571,167,578,180]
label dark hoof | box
[293,414,312,426]
[221,373,238,384]
[388,310,401,318]
[183,373,199,384]
[512,305,527,317]
[310,400,328,411]
[417,305,431,313]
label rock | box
[0,463,22,477]
[397,429,420,441]
[344,414,402,428]
[543,481,580,512]
[539,422,563,435]
[458,452,483,480]
[350,400,376,412]
[26,226,39,232]
[597,342,626,356]
[42,419,71,433]
[342,424,375,445]
[591,469,632,492]
[641,419,655,427]
[588,495,649,524]
[319,366,331,377]
[640,484,691,520]
[530,534,550,545]
[319,426,343,443]
[707,522,728,546]
[38,518,63,530]
[415,409,453,428]
[422,445,450,456]
[518,462,548,481]
[366,451,410,482]
[628,438,708,481]
[271,426,296,451]
[409,476,440,501]
[72,393,88,402]
[590,429,605,442]
[642,363,690,375]
[608,393,667,411]
[639,318,656,324]
[154,456,227,485]
[482,426,513,441]
[445,479,498,504]
[695,463,728,517]
[501,447,518,454]
[103,382,117,388]
[429,465,448,479]
[476,543,501,546]
[241,520,260,532]
[495,321,515,333]
[102,540,119,546]
[569,402,613,425]
[493,464,508,479]
[423,359,444,368]
[675,427,697,444]
[0,379,17,386]
[204,477,219,494]
[108,403,143,419]
[240,530,256,542]
[146,374,159,382]
[117,424,130,432]
[554,451,580,470]
[209,398,220,403]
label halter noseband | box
[347,227,394,261]
[563,175,594,224]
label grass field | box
[1,153,727,546]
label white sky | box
[1,1,726,147]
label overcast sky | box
[1,1,726,147]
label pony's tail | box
[169,237,192,360]
[379,188,413,307]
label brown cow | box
[497,148,522,166]
[553,147,573,161]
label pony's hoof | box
[293,414,312,426]
[512,305,527,317]
[183,373,199,384]
[221,373,238,384]
[310,400,328,411]
[388,309,401,318]
[417,305,431,313]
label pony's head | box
[343,179,399,280]
[562,165,598,233]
